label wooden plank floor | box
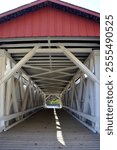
[0,109,100,150]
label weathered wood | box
[0,109,100,150]
[63,106,96,123]
[60,46,99,84]
[12,77,19,113]
[0,46,39,85]
[8,48,92,54]
[22,85,29,111]
[93,50,100,132]
[5,78,12,115]
[0,50,6,130]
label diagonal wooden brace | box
[0,46,39,85]
[60,45,99,84]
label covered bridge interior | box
[0,0,100,149]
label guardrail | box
[63,106,97,133]
[0,106,44,132]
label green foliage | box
[47,99,62,105]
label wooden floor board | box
[0,109,100,150]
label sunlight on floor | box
[54,109,66,146]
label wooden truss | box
[0,37,100,133]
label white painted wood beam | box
[40,85,63,89]
[22,85,29,111]
[77,77,83,111]
[34,77,69,83]
[8,48,92,54]
[63,106,96,123]
[0,50,6,129]
[64,108,96,133]
[5,78,12,115]
[29,72,74,78]
[0,106,43,122]
[0,43,99,48]
[11,77,19,113]
[39,83,65,87]
[0,46,39,85]
[0,37,99,42]
[74,85,80,111]
[93,51,100,132]
[23,65,76,77]
[5,59,12,116]
[45,95,51,101]
[28,66,77,78]
[53,74,74,79]
[89,58,95,116]
[19,76,24,101]
[3,50,30,79]
[61,50,100,96]
[37,82,65,87]
[29,85,33,108]
[16,58,85,62]
[60,46,100,84]
[15,56,85,60]
[23,65,50,71]
[25,61,76,65]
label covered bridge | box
[0,0,100,149]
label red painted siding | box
[0,7,100,38]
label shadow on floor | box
[0,109,100,150]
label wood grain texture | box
[0,6,100,38]
[0,109,100,150]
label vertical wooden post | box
[6,78,12,115]
[22,84,29,111]
[70,82,74,108]
[5,58,12,116]
[0,50,6,131]
[12,77,19,113]
[19,75,24,102]
[93,50,100,133]
[89,57,95,116]
[44,93,46,107]
[29,81,33,108]
[65,91,68,106]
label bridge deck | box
[0,109,100,150]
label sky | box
[0,0,100,14]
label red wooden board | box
[0,7,100,38]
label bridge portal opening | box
[0,0,100,149]
[45,95,62,109]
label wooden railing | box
[0,106,44,132]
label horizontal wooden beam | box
[0,37,100,42]
[16,58,85,62]
[25,63,74,66]
[64,108,96,133]
[37,80,65,86]
[0,43,99,48]
[39,84,65,88]
[34,77,69,83]
[63,106,96,123]
[0,106,43,122]
[29,72,74,78]
[24,65,76,68]
[7,48,92,54]
[1,107,43,132]
[28,66,77,78]
[25,57,85,61]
